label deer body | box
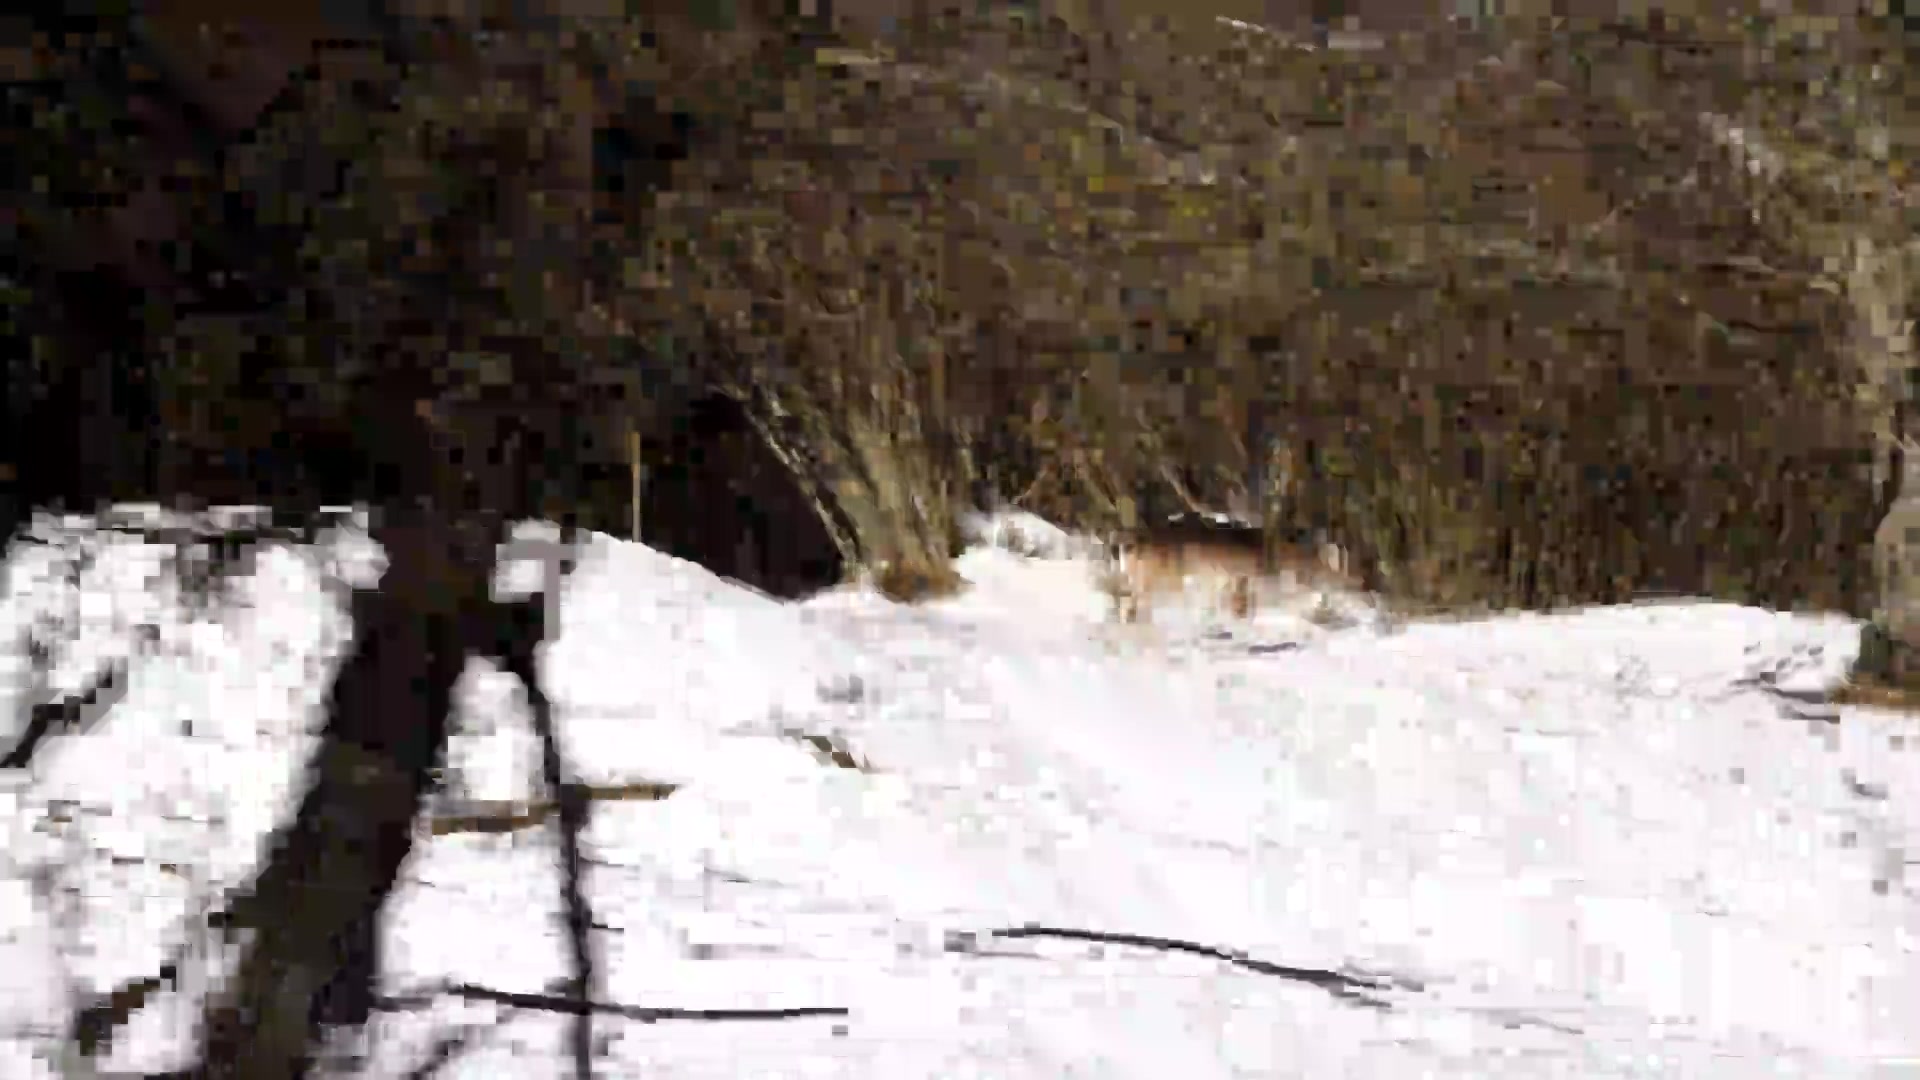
[1105,514,1355,625]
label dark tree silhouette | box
[0,8,651,1075]
[7,2,873,1071]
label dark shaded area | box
[593,100,695,214]
[8,12,579,1076]
[1,5,840,592]
[8,8,848,1074]
[0,230,158,546]
[305,570,591,1074]
[639,392,846,598]
[198,514,483,1077]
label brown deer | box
[1104,513,1357,625]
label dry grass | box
[1831,681,1920,715]
[872,561,968,604]
[132,7,1919,624]
[620,10,1903,618]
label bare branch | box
[385,982,851,1025]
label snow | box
[1,510,1917,1077]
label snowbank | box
[0,514,1912,1077]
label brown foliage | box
[622,8,1902,615]
[124,7,1917,615]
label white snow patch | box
[0,511,1912,1078]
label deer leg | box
[1230,575,1253,620]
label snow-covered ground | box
[0,511,1916,1077]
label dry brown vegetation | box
[614,7,1915,616]
[136,7,1920,623]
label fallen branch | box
[780,728,874,772]
[70,961,182,1061]
[403,1006,525,1080]
[1,655,131,769]
[427,780,679,837]
[950,924,1412,1008]
[2,540,142,770]
[380,981,851,1025]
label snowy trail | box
[0,519,1916,1077]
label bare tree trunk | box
[15,8,613,1074]
[1850,236,1920,686]
[199,505,491,1079]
